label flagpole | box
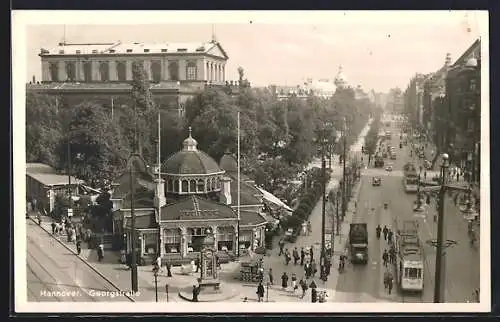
[237,111,241,258]
[157,110,162,257]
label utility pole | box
[129,159,139,292]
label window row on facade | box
[46,59,225,83]
[165,177,222,194]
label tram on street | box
[393,219,424,292]
[403,162,419,193]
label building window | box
[217,227,234,251]
[144,232,158,255]
[83,61,92,82]
[161,49,167,53]
[76,50,81,54]
[49,62,59,81]
[144,49,150,53]
[186,62,197,81]
[59,50,65,54]
[469,79,477,92]
[181,180,188,193]
[151,60,162,82]
[239,231,252,249]
[116,61,127,81]
[168,61,179,81]
[189,180,196,193]
[109,49,115,53]
[187,227,208,253]
[197,179,204,193]
[173,180,179,193]
[126,49,133,53]
[65,61,76,81]
[164,229,181,254]
[99,62,109,81]
[92,50,98,54]
[207,178,212,192]
[467,119,475,132]
[167,179,173,192]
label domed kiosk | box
[162,127,226,196]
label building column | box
[180,226,187,257]
[144,60,152,81]
[58,60,66,81]
[161,58,167,81]
[126,60,133,81]
[109,61,117,81]
[91,60,99,81]
[211,225,218,250]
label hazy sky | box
[17,11,487,93]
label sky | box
[16,11,487,93]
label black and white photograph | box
[12,10,490,313]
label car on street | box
[372,177,382,186]
[385,164,393,171]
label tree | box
[26,92,64,166]
[57,101,129,186]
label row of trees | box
[26,65,377,196]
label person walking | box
[97,244,104,262]
[382,249,389,267]
[293,247,299,265]
[387,230,393,244]
[76,239,82,255]
[281,272,289,290]
[389,246,396,264]
[309,246,314,262]
[192,285,200,302]
[299,278,308,299]
[376,225,381,239]
[291,273,298,293]
[268,268,274,285]
[278,239,285,256]
[256,282,265,302]
[284,249,291,265]
[383,225,389,241]
[300,247,306,266]
[51,221,56,234]
[311,260,317,278]
[304,262,311,279]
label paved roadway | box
[26,220,134,302]
[333,121,480,303]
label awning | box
[256,187,293,212]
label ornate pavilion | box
[110,129,285,264]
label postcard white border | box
[12,10,490,313]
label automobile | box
[372,177,382,186]
[385,164,393,171]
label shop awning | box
[256,187,293,212]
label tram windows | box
[404,267,422,279]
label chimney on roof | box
[32,75,36,84]
[219,176,232,205]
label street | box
[334,122,479,303]
[26,220,134,302]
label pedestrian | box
[76,240,82,255]
[456,171,460,182]
[304,262,311,279]
[291,273,298,293]
[51,221,56,234]
[300,247,305,266]
[382,249,389,267]
[387,275,394,294]
[97,244,104,262]
[389,246,396,264]
[281,272,289,290]
[307,221,312,235]
[311,260,317,277]
[309,246,314,262]
[192,285,199,302]
[256,282,265,302]
[424,171,427,180]
[299,278,308,299]
[268,267,274,285]
[387,230,393,244]
[278,239,285,256]
[383,225,388,240]
[284,249,291,265]
[293,247,299,265]
[166,261,172,277]
[156,255,162,273]
[195,257,200,273]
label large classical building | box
[110,129,290,264]
[27,40,231,115]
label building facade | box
[444,39,481,182]
[27,40,231,114]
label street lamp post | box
[128,156,139,293]
[153,266,159,302]
[434,153,449,303]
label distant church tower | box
[334,65,348,89]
